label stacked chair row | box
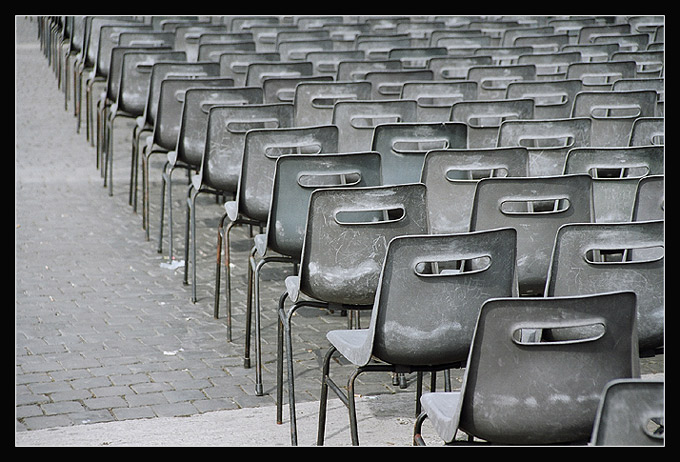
[38,15,664,446]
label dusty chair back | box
[364,228,518,367]
[449,98,534,148]
[421,147,530,234]
[591,379,665,446]
[545,219,664,354]
[563,146,664,223]
[497,117,592,176]
[371,122,467,186]
[230,125,340,225]
[295,183,429,307]
[455,292,640,444]
[470,174,593,295]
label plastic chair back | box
[571,90,657,147]
[197,41,257,61]
[517,52,581,81]
[365,228,518,368]
[470,174,593,295]
[117,31,176,49]
[264,152,383,260]
[388,47,448,69]
[245,61,314,87]
[564,146,664,222]
[466,64,536,99]
[497,117,592,176]
[175,87,264,168]
[218,52,281,86]
[293,81,372,126]
[421,147,530,234]
[96,24,153,78]
[629,117,664,146]
[427,56,492,80]
[174,24,229,61]
[612,79,664,117]
[611,50,664,78]
[455,292,639,445]
[449,99,534,148]
[401,81,478,122]
[277,39,334,61]
[151,77,234,152]
[144,62,222,130]
[263,75,334,104]
[233,125,339,224]
[332,100,418,153]
[505,79,583,119]
[116,50,186,116]
[335,59,402,82]
[591,379,664,446]
[197,103,295,195]
[305,50,365,77]
[545,220,664,353]
[371,122,467,185]
[295,183,429,306]
[363,69,434,100]
[632,175,664,222]
[567,61,637,91]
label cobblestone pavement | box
[15,17,663,446]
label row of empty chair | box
[38,15,664,446]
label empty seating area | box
[36,15,663,446]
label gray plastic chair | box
[434,35,494,56]
[473,46,533,66]
[218,52,281,86]
[449,99,535,148]
[276,39,334,62]
[628,117,664,146]
[187,103,295,305]
[570,90,658,147]
[562,43,620,63]
[363,69,434,100]
[578,23,631,44]
[388,46,448,69]
[335,59,402,82]
[505,79,583,119]
[262,75,334,104]
[140,77,234,239]
[497,117,592,176]
[74,16,142,134]
[371,122,467,185]
[173,23,229,62]
[466,64,536,100]
[632,175,664,222]
[318,227,518,446]
[103,49,186,197]
[590,378,664,446]
[421,147,530,234]
[219,125,339,362]
[131,63,224,211]
[305,50,365,77]
[563,146,664,223]
[470,174,593,295]
[84,23,153,145]
[426,55,492,80]
[612,79,664,117]
[158,87,263,261]
[245,61,314,88]
[611,50,664,78]
[280,183,430,444]
[196,41,258,62]
[544,220,664,354]
[400,81,478,122]
[415,291,640,445]
[566,61,637,91]
[253,152,383,404]
[516,52,582,81]
[332,99,418,153]
[293,81,372,126]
